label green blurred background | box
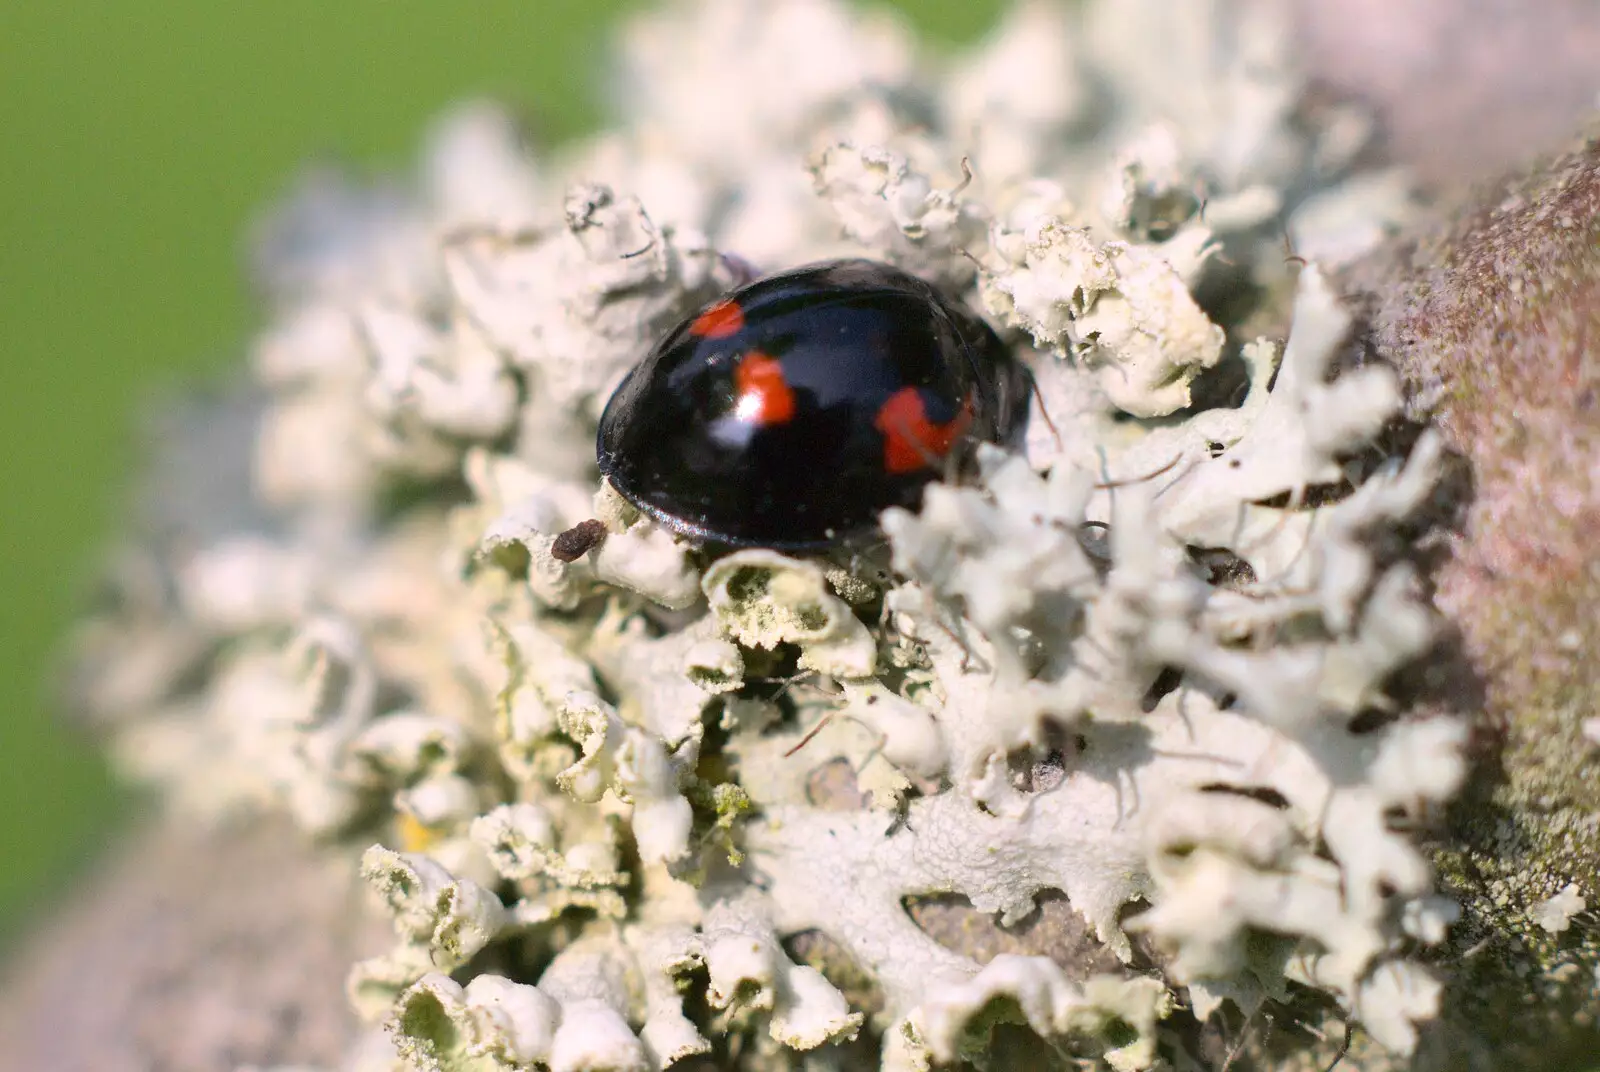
[0,1,1004,942]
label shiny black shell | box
[596,259,1028,549]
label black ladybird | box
[596,259,1029,549]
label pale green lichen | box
[67,1,1455,1069]
[980,216,1225,417]
[703,550,878,679]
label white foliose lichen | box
[69,1,1456,1069]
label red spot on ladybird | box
[874,387,972,474]
[733,351,796,425]
[689,299,745,339]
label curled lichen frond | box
[392,961,649,1072]
[981,216,1226,417]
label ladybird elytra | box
[596,259,1029,549]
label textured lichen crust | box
[69,1,1456,1069]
